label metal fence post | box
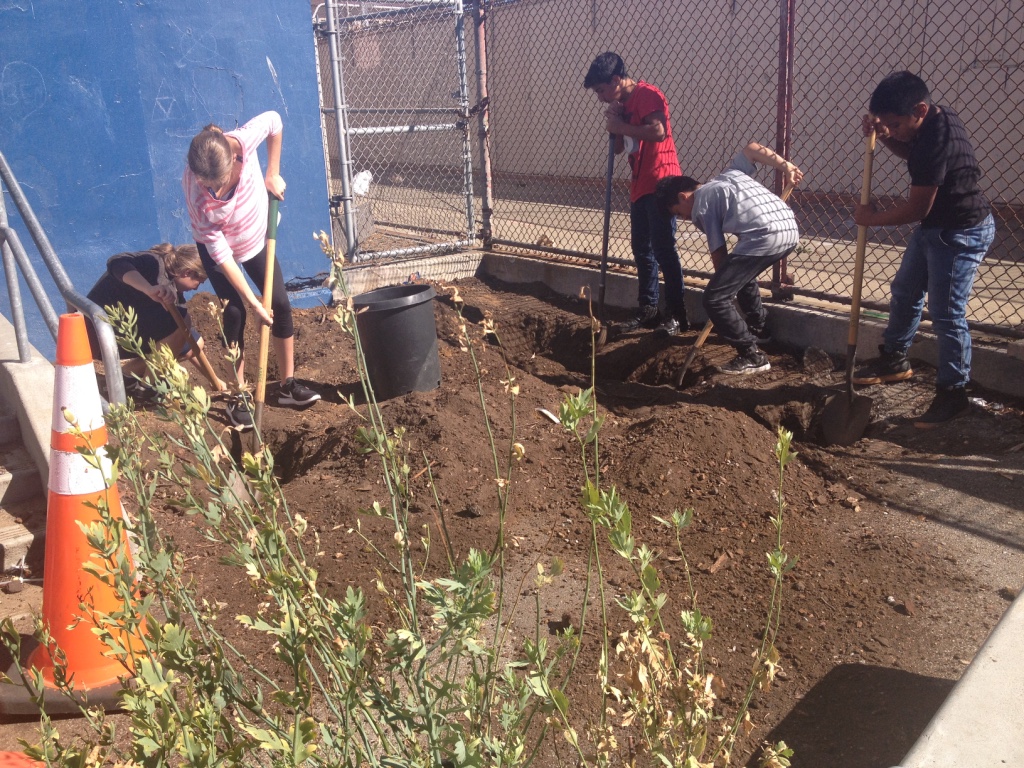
[773,0,797,298]
[324,0,358,262]
[474,1,494,246]
[455,1,477,244]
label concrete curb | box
[476,251,1024,400]
[893,586,1024,768]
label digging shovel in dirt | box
[821,132,876,446]
[596,133,616,348]
[169,304,226,393]
[675,181,797,389]
[241,193,282,457]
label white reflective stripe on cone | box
[48,446,114,496]
[51,364,106,435]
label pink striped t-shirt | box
[182,111,282,266]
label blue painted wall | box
[1,1,329,358]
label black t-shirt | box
[907,105,989,229]
[86,251,166,309]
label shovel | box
[675,181,797,389]
[595,133,616,347]
[821,132,876,446]
[169,304,226,392]
[249,193,282,447]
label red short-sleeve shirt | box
[623,81,682,203]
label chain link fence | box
[313,0,477,262]
[314,0,1024,336]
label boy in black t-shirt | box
[852,71,995,428]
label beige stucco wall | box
[316,0,1023,206]
[484,0,1024,203]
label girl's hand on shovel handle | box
[265,174,286,199]
[252,300,274,327]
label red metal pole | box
[773,0,797,298]
[474,2,494,247]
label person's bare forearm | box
[120,269,174,307]
[876,134,912,160]
[264,128,286,198]
[220,259,259,309]
[742,142,804,188]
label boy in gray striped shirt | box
[656,142,802,374]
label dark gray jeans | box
[703,248,792,352]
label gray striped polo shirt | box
[691,152,799,257]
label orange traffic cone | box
[0,313,141,716]
[0,753,43,767]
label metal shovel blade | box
[820,389,873,446]
[820,132,876,448]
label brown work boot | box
[852,345,913,385]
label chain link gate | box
[314,0,477,263]
[480,0,1024,337]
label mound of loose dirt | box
[4,276,1022,767]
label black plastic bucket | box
[352,283,441,401]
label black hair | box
[584,52,627,89]
[654,175,700,212]
[869,71,931,116]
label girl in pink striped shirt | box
[184,111,319,428]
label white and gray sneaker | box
[718,349,770,375]
[276,377,321,407]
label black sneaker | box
[124,376,158,403]
[914,386,969,429]
[653,316,689,338]
[852,345,913,385]
[227,392,255,430]
[617,305,661,334]
[718,349,771,375]
[276,377,321,407]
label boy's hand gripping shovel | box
[821,132,876,445]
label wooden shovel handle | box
[849,131,876,347]
[170,305,224,392]
[253,194,281,430]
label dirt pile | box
[3,276,1020,767]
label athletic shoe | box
[914,386,969,429]
[123,376,158,403]
[852,345,913,385]
[718,349,771,375]
[276,377,321,407]
[616,305,661,334]
[227,392,255,430]
[653,316,690,338]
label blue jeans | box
[704,249,791,352]
[630,193,686,321]
[883,214,995,389]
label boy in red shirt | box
[584,52,688,336]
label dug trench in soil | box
[2,276,1021,767]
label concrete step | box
[0,409,18,447]
[0,445,42,507]
[0,499,45,574]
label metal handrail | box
[0,149,126,405]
